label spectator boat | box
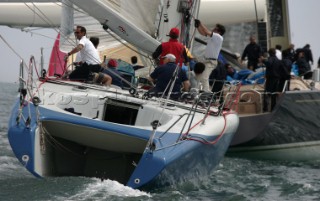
[226,73,320,161]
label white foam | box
[63,178,151,200]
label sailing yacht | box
[5,0,239,189]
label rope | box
[41,125,85,158]
[0,35,25,62]
[185,112,229,145]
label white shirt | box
[79,36,101,65]
[188,71,200,89]
[276,49,282,60]
[205,32,223,59]
[75,52,82,63]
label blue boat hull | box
[8,96,236,189]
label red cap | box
[169,28,179,37]
[107,59,117,67]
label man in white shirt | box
[65,26,102,80]
[275,44,282,60]
[194,19,225,92]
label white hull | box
[228,141,320,161]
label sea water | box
[1,82,319,201]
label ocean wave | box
[54,178,151,201]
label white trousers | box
[198,59,218,92]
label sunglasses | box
[74,31,80,34]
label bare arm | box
[182,80,191,91]
[68,44,84,55]
[148,76,155,86]
[197,22,212,37]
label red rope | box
[181,83,241,145]
[185,112,229,145]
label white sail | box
[67,0,161,55]
[0,2,60,27]
[0,0,267,28]
[199,0,266,26]
[59,1,125,53]
[0,0,266,70]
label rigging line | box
[0,36,37,91]
[0,35,25,62]
[57,3,152,71]
[101,67,133,88]
[105,30,149,59]
[31,2,59,30]
[57,0,129,52]
[23,3,59,35]
[152,64,181,139]
[61,2,149,58]
[157,63,181,102]
[22,2,79,57]
[42,1,80,48]
[20,29,57,42]
[41,126,84,157]
[156,2,165,38]
[147,67,182,145]
[27,56,48,103]
[57,0,108,23]
[60,1,151,63]
[23,1,35,27]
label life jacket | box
[160,39,185,66]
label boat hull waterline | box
[8,81,239,189]
[228,90,320,161]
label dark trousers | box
[263,78,280,112]
[211,80,224,103]
[279,79,290,92]
[248,60,258,71]
[69,63,102,81]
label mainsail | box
[68,0,175,55]
[0,0,266,74]
[57,0,200,75]
[0,0,266,57]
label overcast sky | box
[1,0,320,84]
[0,26,57,83]
[287,0,319,69]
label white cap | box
[162,53,176,62]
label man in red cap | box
[152,27,189,66]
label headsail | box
[48,33,67,76]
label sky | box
[1,0,320,83]
[287,0,320,69]
[0,26,57,83]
